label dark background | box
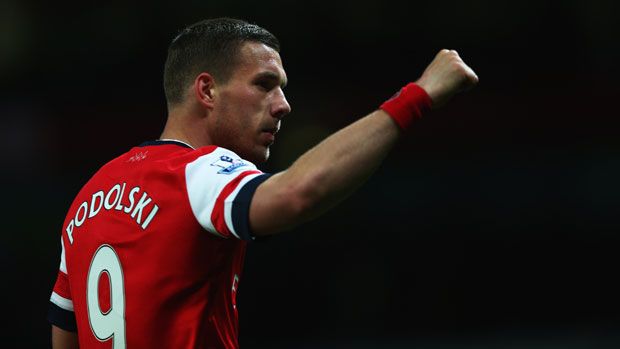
[2,0,620,347]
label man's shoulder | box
[102,142,215,170]
[73,142,198,194]
[84,142,255,188]
[154,144,257,171]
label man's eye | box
[256,81,273,91]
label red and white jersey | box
[48,140,270,349]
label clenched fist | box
[415,49,479,109]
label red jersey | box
[48,140,270,348]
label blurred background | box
[2,0,619,347]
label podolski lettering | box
[64,182,160,244]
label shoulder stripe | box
[185,147,260,238]
[224,172,263,239]
[211,170,261,238]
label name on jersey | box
[65,183,160,244]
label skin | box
[52,325,78,349]
[248,48,479,235]
[160,41,291,164]
[160,43,478,236]
[52,45,478,349]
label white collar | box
[159,138,195,150]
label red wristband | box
[380,83,432,131]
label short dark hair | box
[163,18,280,107]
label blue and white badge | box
[211,155,248,174]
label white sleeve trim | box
[50,292,74,312]
[185,147,259,238]
[224,172,263,239]
[59,238,67,274]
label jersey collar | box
[139,139,195,149]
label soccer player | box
[48,18,478,348]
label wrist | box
[379,83,433,131]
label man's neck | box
[161,106,212,149]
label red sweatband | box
[380,83,432,131]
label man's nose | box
[271,89,291,120]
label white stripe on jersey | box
[59,238,67,274]
[185,148,259,238]
[50,291,74,311]
[224,172,263,239]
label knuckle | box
[453,64,469,79]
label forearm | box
[284,110,399,209]
[250,49,478,236]
[251,110,401,235]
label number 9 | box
[87,245,126,348]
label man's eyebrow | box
[254,71,287,88]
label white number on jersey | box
[87,244,126,348]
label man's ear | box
[194,72,216,108]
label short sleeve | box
[48,238,77,331]
[185,147,269,240]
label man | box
[49,18,478,348]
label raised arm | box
[249,49,478,236]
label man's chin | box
[245,147,270,164]
[258,148,270,163]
